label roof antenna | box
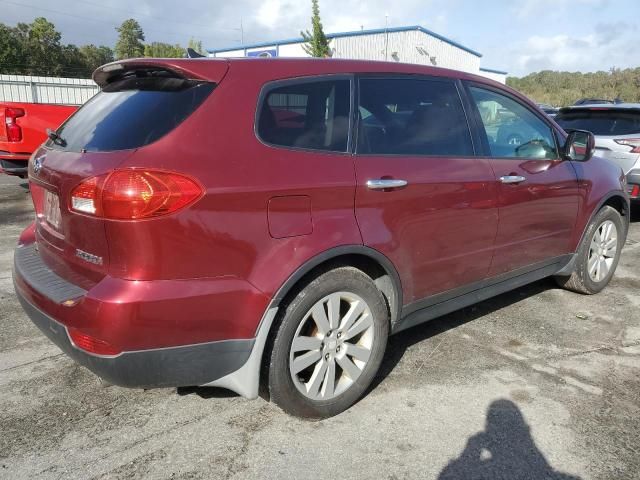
[186,48,205,58]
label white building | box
[208,25,507,83]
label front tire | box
[555,206,624,294]
[267,267,389,418]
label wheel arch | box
[204,245,403,400]
[267,245,403,328]
[577,191,630,249]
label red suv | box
[13,58,629,418]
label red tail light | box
[70,169,203,220]
[5,107,25,142]
[68,328,121,356]
[629,184,640,198]
[614,138,640,153]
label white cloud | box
[510,22,639,75]
[3,0,637,76]
[511,0,609,19]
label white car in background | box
[555,104,640,202]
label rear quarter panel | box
[108,62,363,303]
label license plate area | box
[44,189,62,230]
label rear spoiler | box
[93,58,229,88]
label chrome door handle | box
[499,175,526,184]
[366,179,408,190]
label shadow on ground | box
[438,399,581,480]
[179,279,557,402]
[176,385,238,399]
[370,278,556,392]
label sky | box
[2,0,640,76]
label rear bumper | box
[13,241,268,389]
[15,288,254,388]
[0,157,29,176]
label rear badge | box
[76,249,103,265]
[33,154,45,175]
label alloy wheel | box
[289,291,375,401]
[588,220,618,282]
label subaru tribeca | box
[13,58,629,418]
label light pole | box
[384,14,389,61]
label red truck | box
[1,102,77,177]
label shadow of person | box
[438,399,581,480]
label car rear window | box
[48,76,215,152]
[555,109,640,136]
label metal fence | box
[0,75,99,105]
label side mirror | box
[563,129,595,162]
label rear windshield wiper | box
[47,128,67,147]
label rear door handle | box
[499,175,526,184]
[366,179,408,190]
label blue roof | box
[480,67,508,75]
[207,25,483,58]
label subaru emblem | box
[33,155,44,174]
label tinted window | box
[357,78,473,156]
[470,87,558,159]
[555,110,640,136]
[258,79,350,152]
[49,77,214,152]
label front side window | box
[470,87,558,159]
[257,79,350,152]
[357,78,474,156]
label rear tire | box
[267,267,389,418]
[555,206,624,294]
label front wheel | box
[555,206,624,294]
[267,267,389,418]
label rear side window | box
[357,78,473,156]
[555,110,640,136]
[48,76,214,152]
[257,79,351,152]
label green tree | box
[507,68,640,106]
[300,0,331,58]
[115,18,145,59]
[20,17,64,75]
[60,44,89,77]
[144,41,184,58]
[79,44,115,72]
[188,38,204,55]
[0,19,114,77]
[0,24,25,74]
